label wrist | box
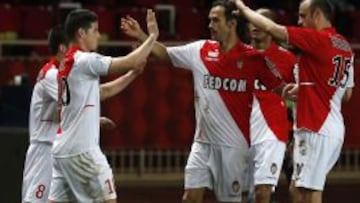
[138,32,148,42]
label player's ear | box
[228,19,237,28]
[58,44,67,54]
[77,27,86,39]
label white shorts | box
[22,143,53,203]
[48,148,117,202]
[249,140,286,187]
[185,142,249,202]
[291,130,343,191]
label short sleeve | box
[84,52,111,77]
[286,26,326,55]
[43,67,58,101]
[167,40,205,70]
[346,55,355,88]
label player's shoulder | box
[202,39,219,48]
[37,62,57,81]
[242,44,264,59]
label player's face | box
[248,22,268,42]
[208,6,232,42]
[298,0,315,28]
[83,21,100,51]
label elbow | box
[100,86,109,101]
[342,89,353,102]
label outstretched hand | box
[121,15,146,40]
[146,9,159,39]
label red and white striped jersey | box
[286,26,355,139]
[251,42,296,144]
[53,46,111,157]
[167,40,282,148]
[29,58,59,143]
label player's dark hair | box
[48,24,68,55]
[257,8,277,22]
[64,9,98,41]
[309,0,335,22]
[211,0,246,38]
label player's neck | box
[316,20,332,31]
[220,35,239,52]
[54,54,62,63]
[70,41,90,52]
[251,38,272,51]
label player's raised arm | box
[121,12,171,62]
[232,0,288,42]
[108,9,158,74]
[100,61,145,101]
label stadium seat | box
[176,7,208,40]
[84,5,116,40]
[21,6,53,39]
[26,59,43,86]
[171,114,194,149]
[127,114,148,148]
[0,4,21,39]
[3,59,27,85]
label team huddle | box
[21,0,354,203]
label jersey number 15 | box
[328,55,351,88]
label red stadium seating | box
[21,6,53,39]
[176,7,208,40]
[26,59,43,86]
[0,4,21,35]
[84,5,117,40]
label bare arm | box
[342,88,353,102]
[100,65,143,101]
[232,0,288,42]
[108,9,159,74]
[121,15,171,62]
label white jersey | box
[28,58,59,144]
[53,46,111,157]
[167,40,282,149]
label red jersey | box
[287,26,354,138]
[251,42,296,144]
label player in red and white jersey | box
[121,1,286,202]
[48,9,158,203]
[233,0,355,202]
[22,25,67,203]
[244,8,297,203]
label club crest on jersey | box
[299,139,306,156]
[236,60,243,69]
[231,180,241,194]
[270,163,278,175]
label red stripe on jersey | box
[37,57,60,81]
[253,43,296,142]
[200,41,282,145]
[56,46,79,134]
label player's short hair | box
[211,0,245,38]
[308,0,335,22]
[48,24,67,55]
[256,8,277,22]
[64,9,98,41]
